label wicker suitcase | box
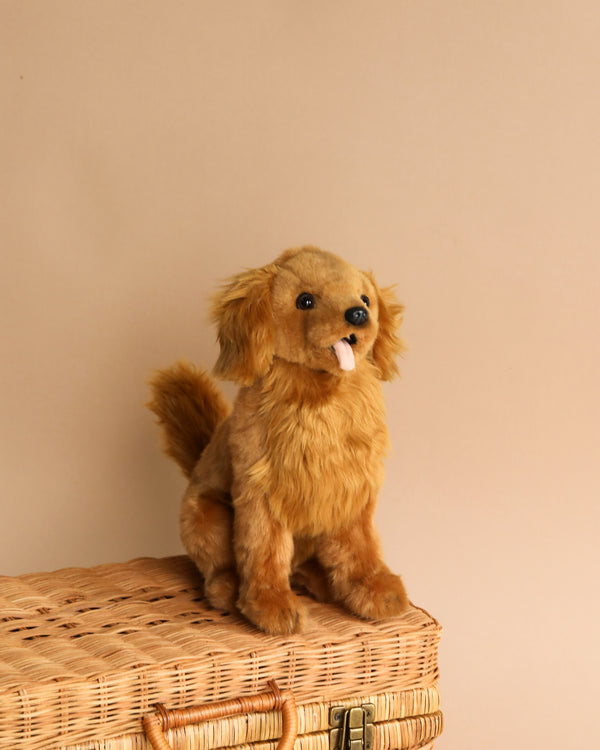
[0,556,442,750]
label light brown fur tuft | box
[147,360,230,479]
[211,264,278,385]
[148,247,409,634]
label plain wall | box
[2,2,599,748]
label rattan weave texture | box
[0,556,441,750]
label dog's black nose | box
[345,306,369,327]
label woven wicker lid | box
[0,555,441,749]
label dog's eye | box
[296,292,315,310]
[361,295,370,307]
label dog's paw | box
[204,569,238,612]
[238,587,307,635]
[343,570,409,619]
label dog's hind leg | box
[180,419,238,613]
[180,485,238,612]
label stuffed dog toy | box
[148,246,408,634]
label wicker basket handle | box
[142,680,298,750]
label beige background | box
[2,2,599,748]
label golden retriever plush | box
[148,246,408,634]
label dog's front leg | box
[316,503,409,619]
[233,494,307,635]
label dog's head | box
[212,246,404,385]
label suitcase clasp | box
[329,704,374,750]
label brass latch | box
[329,704,375,750]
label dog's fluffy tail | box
[147,360,230,479]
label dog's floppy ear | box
[366,272,405,381]
[211,264,277,385]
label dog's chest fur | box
[235,362,389,536]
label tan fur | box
[147,360,230,479]
[148,246,408,634]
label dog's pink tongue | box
[332,339,355,371]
